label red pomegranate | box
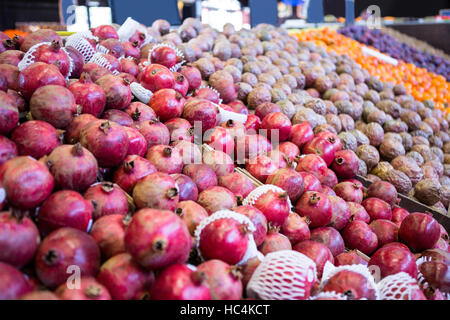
[218,172,255,200]
[55,277,111,300]
[233,205,268,247]
[342,220,378,255]
[399,213,441,252]
[132,172,179,211]
[302,137,335,166]
[192,87,221,104]
[255,102,281,120]
[321,169,338,189]
[293,240,334,278]
[150,46,182,69]
[84,182,129,219]
[145,145,183,174]
[310,226,345,257]
[266,168,304,202]
[175,200,208,236]
[333,182,363,204]
[246,155,278,183]
[296,191,332,228]
[321,270,377,300]
[392,207,410,227]
[296,154,328,182]
[331,150,359,179]
[32,41,71,77]
[172,72,189,97]
[369,245,417,279]
[179,66,202,91]
[125,209,192,269]
[244,114,261,132]
[0,135,18,166]
[369,219,399,248]
[348,202,371,224]
[65,114,97,144]
[171,174,199,202]
[68,73,106,116]
[93,25,119,40]
[328,195,351,230]
[290,122,314,148]
[299,172,322,192]
[137,119,170,148]
[95,74,131,110]
[182,98,219,133]
[149,88,185,122]
[261,112,292,142]
[259,226,292,255]
[367,181,399,207]
[0,93,19,135]
[316,131,343,153]
[204,126,235,155]
[280,212,310,246]
[277,141,300,163]
[182,163,218,192]
[250,189,291,227]
[124,102,157,123]
[335,251,369,266]
[18,62,66,100]
[90,214,128,260]
[0,262,32,299]
[123,126,148,156]
[362,198,393,221]
[197,186,237,214]
[141,63,175,92]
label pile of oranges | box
[292,28,449,115]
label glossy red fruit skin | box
[296,154,328,182]
[259,230,292,255]
[316,131,342,153]
[0,64,20,91]
[290,122,314,148]
[367,181,399,208]
[293,240,334,278]
[369,245,418,279]
[183,164,218,192]
[204,126,235,155]
[90,214,128,260]
[133,172,179,211]
[149,88,185,122]
[0,50,24,66]
[38,190,93,235]
[84,182,129,220]
[182,98,219,134]
[0,135,18,166]
[399,213,441,252]
[246,155,278,183]
[0,262,32,299]
[35,227,100,288]
[369,219,399,248]
[97,253,155,300]
[244,114,261,133]
[179,66,202,91]
[171,174,199,202]
[172,72,189,97]
[310,226,345,257]
[122,41,140,59]
[261,112,292,142]
[150,264,211,300]
[235,134,272,162]
[233,205,267,246]
[65,46,84,78]
[281,212,310,246]
[347,202,371,223]
[392,207,410,227]
[0,156,54,209]
[141,64,175,92]
[302,137,335,166]
[65,114,97,144]
[255,102,281,120]
[0,91,19,135]
[321,169,338,189]
[277,141,300,163]
[334,251,369,267]
[299,172,322,192]
[331,150,359,179]
[123,126,147,156]
[328,195,351,230]
[80,120,129,168]
[93,25,119,40]
[101,109,133,127]
[175,200,208,236]
[11,120,62,159]
[0,211,40,268]
[18,62,65,100]
[33,41,71,77]
[333,182,363,204]
[55,277,111,300]
[218,172,255,200]
[199,218,249,264]
[150,46,179,69]
[120,58,139,78]
[321,270,377,300]
[342,220,378,255]
[137,119,170,148]
[20,291,60,300]
[266,168,305,203]
[30,85,78,129]
[362,198,393,222]
[296,191,332,228]
[95,74,131,110]
[146,145,183,174]
[196,259,243,300]
[197,186,237,214]
[125,209,192,269]
[125,102,157,124]
[253,190,291,227]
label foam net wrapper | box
[194,210,258,266]
[197,84,223,104]
[212,102,248,125]
[148,43,186,72]
[117,17,149,45]
[88,52,119,75]
[309,291,348,300]
[377,272,422,300]
[130,82,153,104]
[95,44,110,55]
[65,30,99,62]
[319,261,380,300]
[416,256,450,300]
[246,250,318,300]
[243,185,293,210]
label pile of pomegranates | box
[0,18,448,301]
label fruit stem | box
[162,147,172,157]
[100,121,111,134]
[85,286,101,299]
[124,160,135,173]
[101,182,115,193]
[309,193,320,205]
[71,143,84,157]
[191,270,207,285]
[43,249,59,266]
[152,239,167,252]
[229,266,243,280]
[51,40,61,51]
[166,187,178,199]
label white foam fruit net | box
[377,272,422,300]
[319,262,380,300]
[243,184,293,209]
[309,291,348,300]
[65,30,98,62]
[88,52,119,75]
[213,102,248,125]
[95,44,110,55]
[117,17,149,45]
[196,84,222,104]
[148,43,186,72]
[246,250,318,300]
[194,210,258,266]
[130,82,153,104]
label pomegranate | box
[204,126,235,155]
[65,114,97,144]
[68,73,106,117]
[125,102,157,123]
[149,88,185,122]
[90,214,128,260]
[0,262,32,299]
[321,270,377,300]
[32,41,71,77]
[137,119,170,148]
[399,212,441,252]
[235,134,272,162]
[367,181,399,208]
[171,174,199,202]
[38,190,93,234]
[333,182,363,204]
[0,211,40,268]
[369,219,399,248]
[250,189,291,227]
[244,114,261,132]
[299,172,322,192]
[20,291,60,300]
[392,207,410,227]
[295,154,328,182]
[123,126,148,156]
[100,39,124,58]
[145,145,183,174]
[277,141,300,163]
[259,226,292,255]
[172,72,189,97]
[233,205,268,246]
[192,87,221,104]
[266,168,304,202]
[55,277,111,300]
[122,41,140,59]
[84,182,129,219]
[0,135,18,165]
[0,156,54,209]
[35,227,100,288]
[96,75,131,110]
[246,155,278,183]
[362,198,393,221]
[97,253,155,300]
[369,245,417,279]
[335,251,369,266]
[281,212,310,245]
[93,25,119,40]
[342,220,378,255]
[202,149,234,178]
[310,227,345,257]
[140,64,175,92]
[316,131,343,153]
[296,191,332,228]
[331,150,359,179]
[182,98,219,133]
[418,260,450,295]
[328,195,351,230]
[261,112,292,142]
[150,264,211,300]
[0,50,24,66]
[133,172,179,211]
[240,256,262,288]
[11,120,62,159]
[290,122,314,148]
[179,66,202,91]
[18,62,66,100]
[86,65,112,82]
[0,64,20,91]
[218,172,255,201]
[197,186,237,214]
[120,58,139,78]
[303,137,335,166]
[80,120,129,168]
[348,202,371,224]
[150,46,182,69]
[65,46,84,78]
[125,209,192,269]
[175,200,208,236]
[293,240,334,278]
[255,102,281,120]
[321,169,338,189]
[182,163,218,192]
